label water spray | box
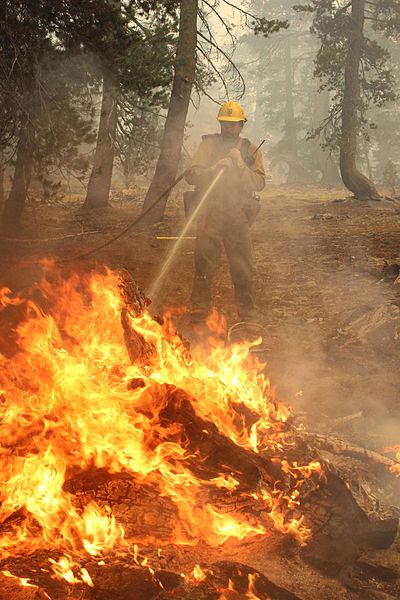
[64,140,266,266]
[148,139,266,301]
[148,166,226,300]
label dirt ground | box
[2,183,399,437]
[1,182,400,598]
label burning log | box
[300,468,398,575]
[299,431,400,473]
[193,561,303,600]
[0,264,398,599]
[59,382,397,573]
[118,268,155,365]
[0,554,303,599]
[60,382,284,544]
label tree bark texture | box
[142,0,198,223]
[1,115,35,229]
[84,68,118,209]
[339,0,381,199]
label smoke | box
[248,188,400,451]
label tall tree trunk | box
[312,88,342,186]
[1,117,35,229]
[84,68,118,208]
[284,40,298,184]
[142,0,198,224]
[339,0,381,199]
[122,157,130,189]
[280,40,313,184]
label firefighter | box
[185,101,266,323]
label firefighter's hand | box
[212,157,233,173]
[228,148,246,170]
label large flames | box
[0,262,322,592]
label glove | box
[228,148,246,170]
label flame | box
[0,262,321,572]
[1,569,38,588]
[280,460,325,485]
[192,563,207,581]
[247,573,265,599]
[383,445,400,476]
[49,555,93,587]
[219,573,268,599]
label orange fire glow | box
[0,262,321,587]
[218,573,267,599]
[383,445,400,476]
[192,563,207,582]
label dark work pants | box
[191,211,255,319]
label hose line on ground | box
[1,139,266,261]
[60,171,188,263]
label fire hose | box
[63,139,265,263]
[0,139,266,262]
[61,170,189,262]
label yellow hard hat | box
[217,101,247,123]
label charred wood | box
[0,553,304,600]
[299,431,400,473]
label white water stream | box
[148,167,225,301]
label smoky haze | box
[1,2,400,599]
[1,0,399,443]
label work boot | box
[190,306,209,324]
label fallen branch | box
[300,431,400,472]
[331,410,364,429]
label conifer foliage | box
[0,0,178,225]
[297,0,399,198]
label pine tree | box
[242,0,319,184]
[141,0,198,223]
[142,0,288,224]
[0,0,178,226]
[297,0,399,199]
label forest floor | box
[1,183,400,599]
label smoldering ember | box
[1,2,400,600]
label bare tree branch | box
[196,44,230,100]
[221,0,256,22]
[201,0,236,45]
[197,30,246,97]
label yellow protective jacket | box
[185,133,266,197]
